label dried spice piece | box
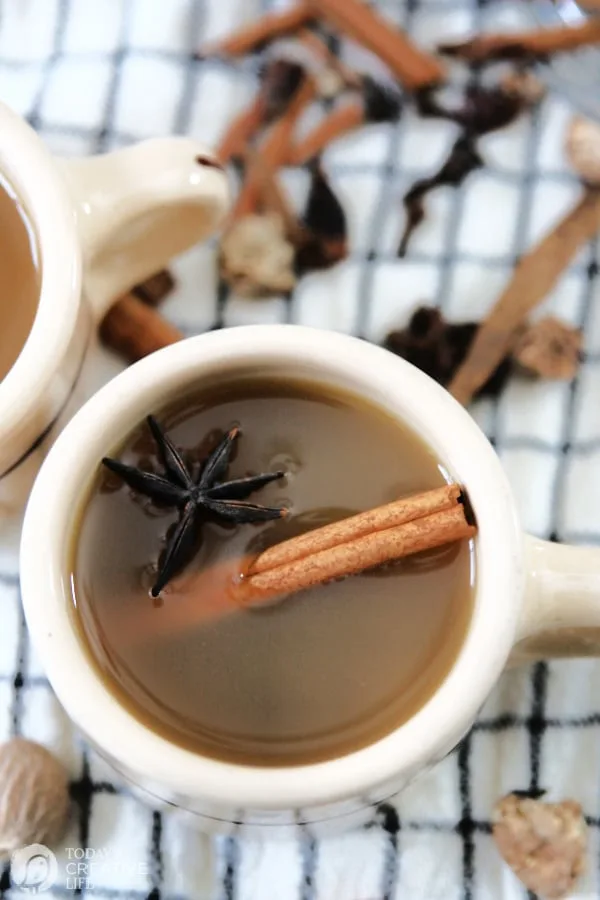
[306,0,445,90]
[438,20,600,64]
[295,163,348,274]
[0,738,70,860]
[383,306,511,398]
[398,136,483,257]
[566,116,600,186]
[100,295,183,363]
[449,189,600,405]
[198,3,314,58]
[220,212,297,297]
[102,417,287,596]
[132,269,175,307]
[288,75,402,166]
[492,793,587,899]
[513,317,582,380]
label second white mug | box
[0,100,229,513]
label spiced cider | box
[70,375,474,766]
[0,175,40,381]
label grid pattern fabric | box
[1,0,600,898]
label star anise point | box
[101,418,288,596]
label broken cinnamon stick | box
[448,189,600,406]
[288,76,401,165]
[306,0,445,90]
[217,96,267,165]
[288,101,364,165]
[297,28,362,91]
[99,294,183,363]
[438,20,600,64]
[232,75,316,219]
[197,3,314,58]
[218,60,306,164]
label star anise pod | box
[102,416,287,597]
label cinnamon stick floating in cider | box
[125,484,475,644]
[242,503,473,602]
[438,19,600,63]
[251,483,462,573]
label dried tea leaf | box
[493,793,587,899]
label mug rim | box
[0,102,81,469]
[21,325,524,810]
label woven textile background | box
[1,0,600,898]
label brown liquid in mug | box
[0,176,40,381]
[71,377,474,766]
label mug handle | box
[511,536,600,662]
[60,138,229,319]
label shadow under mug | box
[19,325,600,836]
[0,100,229,513]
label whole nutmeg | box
[512,316,582,381]
[219,212,296,298]
[493,793,587,899]
[566,116,600,185]
[0,738,70,861]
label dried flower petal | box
[492,793,587,899]
[220,212,296,297]
[512,316,582,380]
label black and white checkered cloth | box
[2,0,600,897]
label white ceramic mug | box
[0,101,229,512]
[19,325,600,837]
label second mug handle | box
[511,535,600,662]
[60,138,230,319]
